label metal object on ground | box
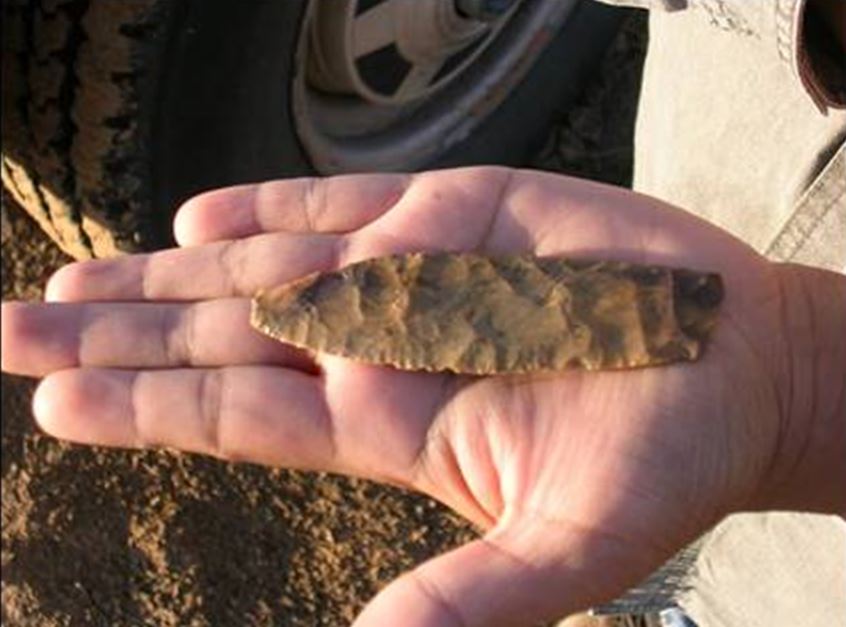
[251,252,723,374]
[590,539,705,621]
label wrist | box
[758,263,846,514]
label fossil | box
[251,252,723,374]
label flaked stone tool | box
[251,252,723,374]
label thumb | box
[353,526,626,627]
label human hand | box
[0,167,826,626]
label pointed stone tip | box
[249,295,267,333]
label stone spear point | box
[251,252,723,374]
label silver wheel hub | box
[293,0,581,172]
[307,0,513,104]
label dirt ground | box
[1,14,647,627]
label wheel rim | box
[293,0,580,172]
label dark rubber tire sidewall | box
[148,0,313,244]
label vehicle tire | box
[2,0,625,259]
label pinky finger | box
[174,174,412,245]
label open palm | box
[2,167,789,626]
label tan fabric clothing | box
[678,513,846,627]
[766,140,846,271]
[588,0,846,624]
[600,0,846,112]
[632,3,846,269]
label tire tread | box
[2,0,164,259]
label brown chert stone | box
[251,252,723,374]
